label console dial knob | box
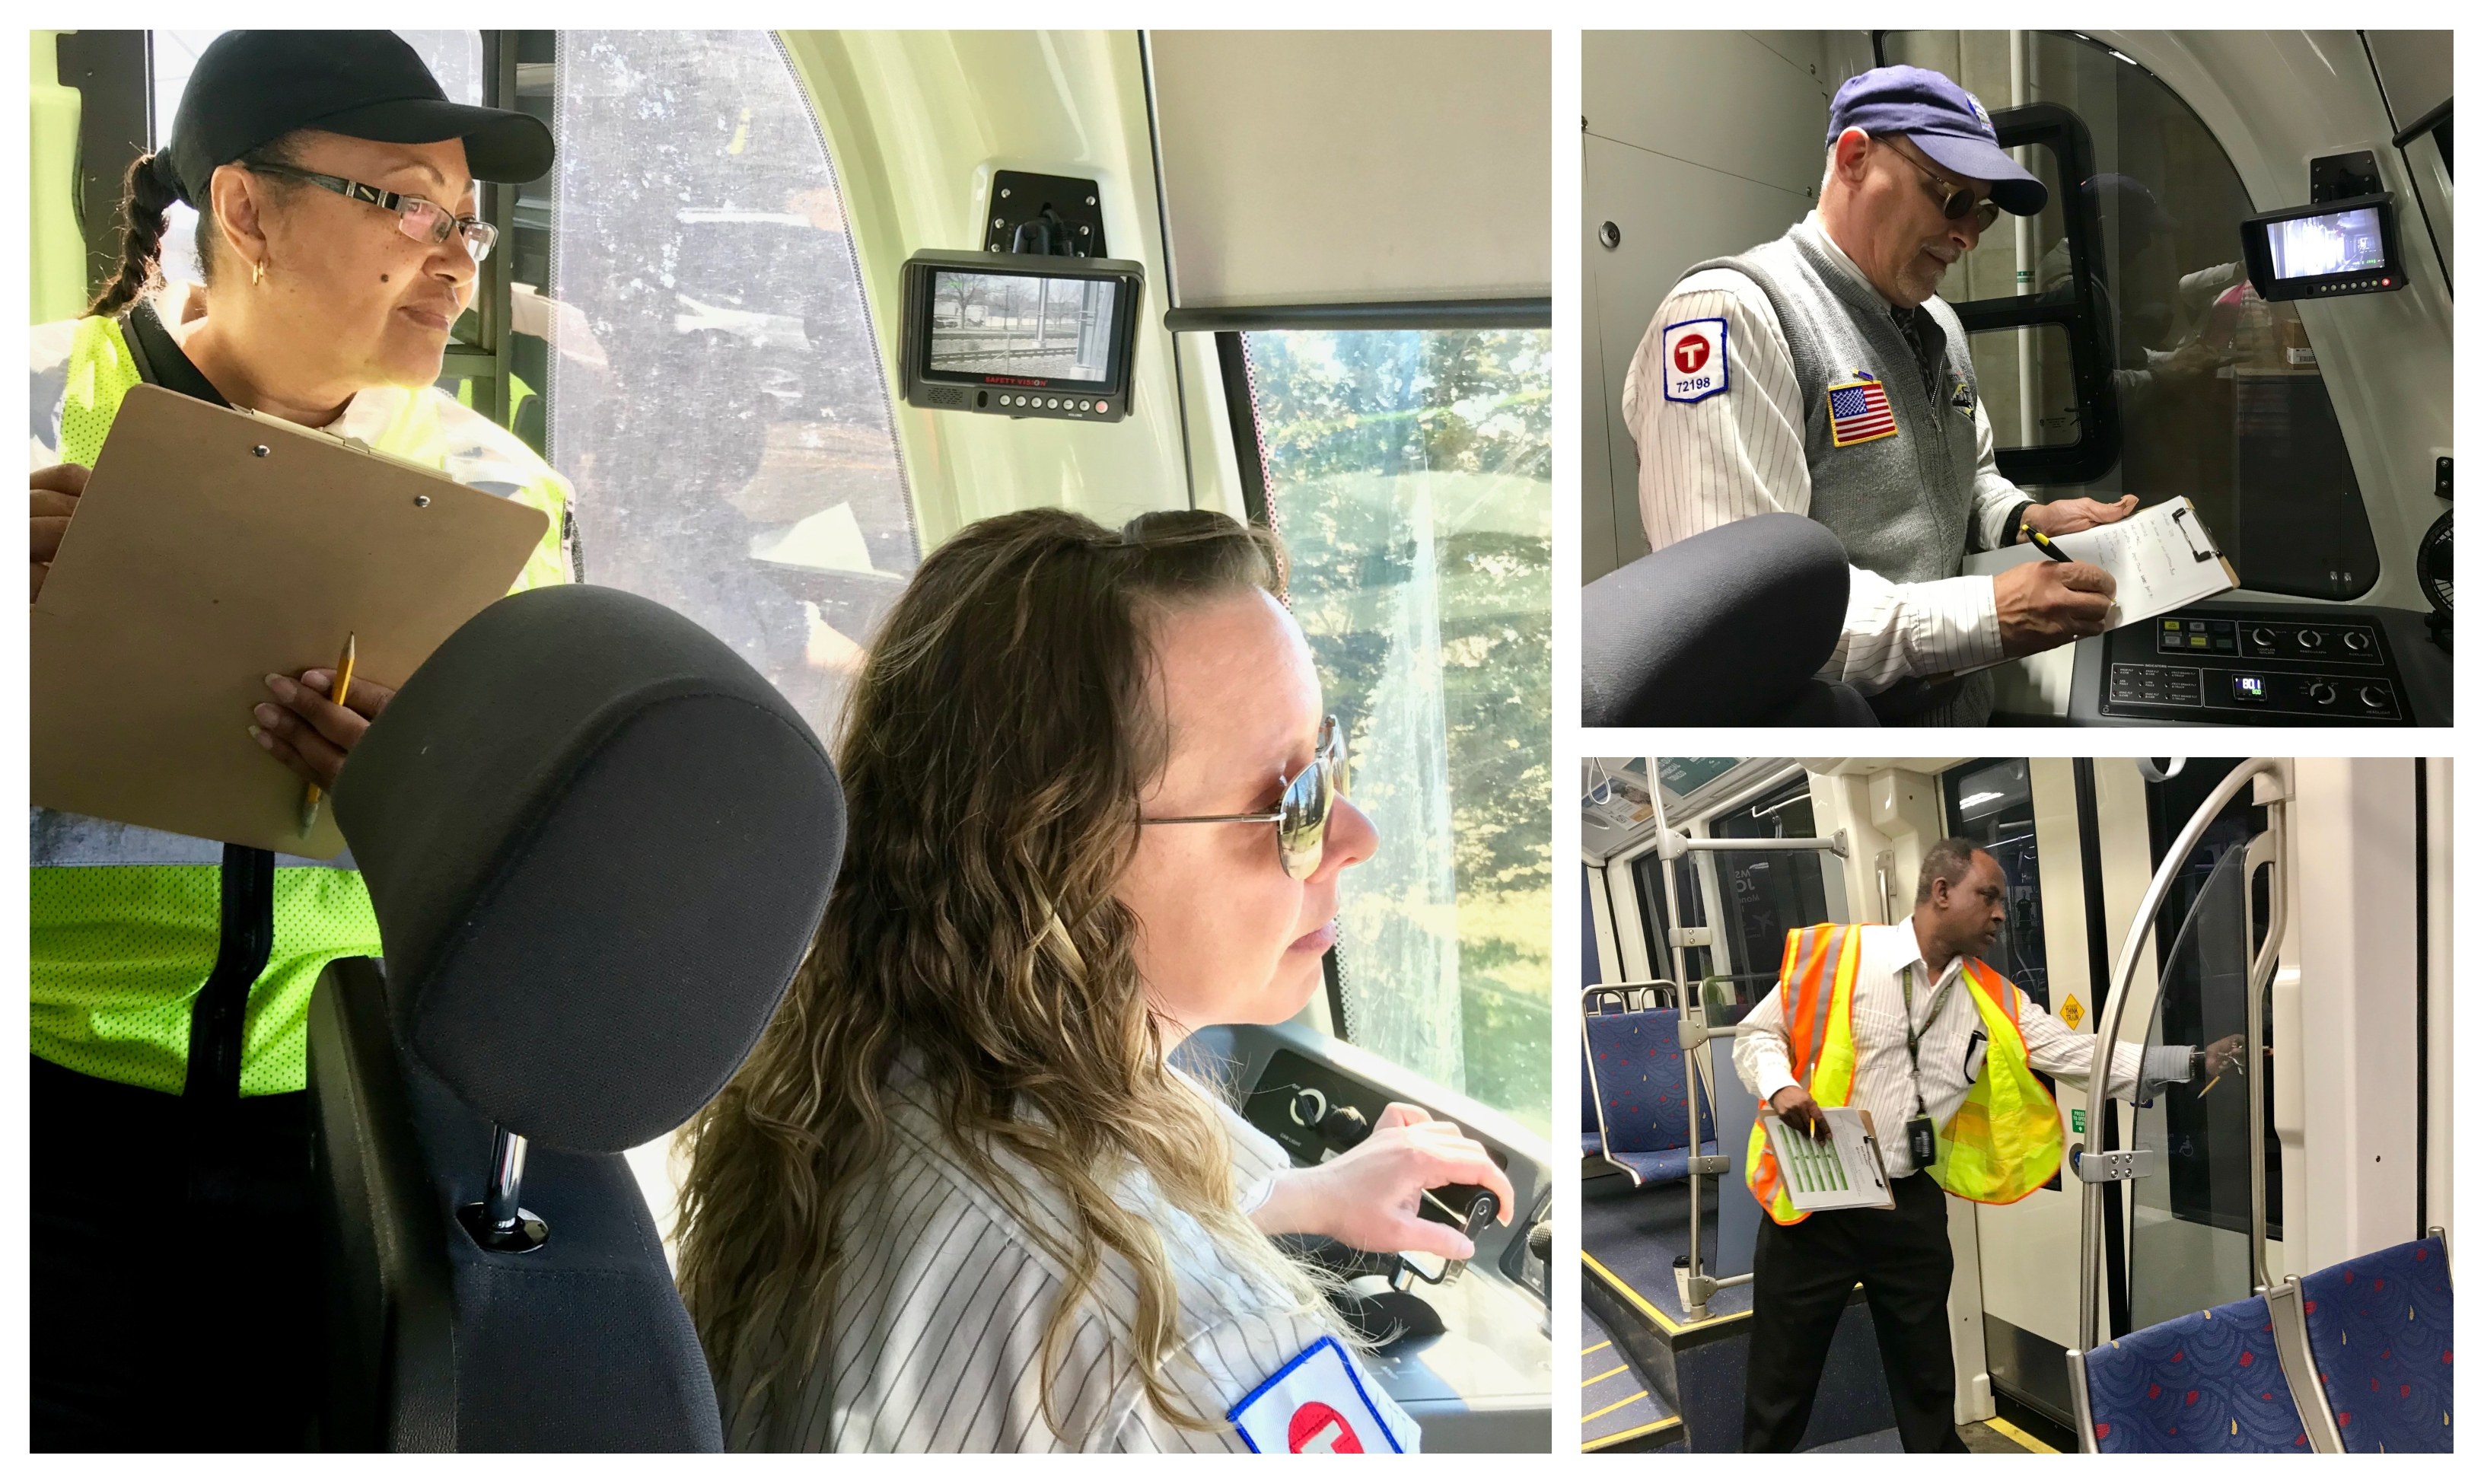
[2343,630,2373,653]
[1320,1103,1371,1146]
[2359,685,2389,712]
[2297,629,2324,649]
[2307,680,2337,706]
[2250,626,2276,648]
[1288,1088,1328,1127]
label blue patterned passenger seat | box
[2073,1293,2317,1453]
[1581,1046,1604,1158]
[2299,1235,2454,1453]
[1580,1005,1715,1187]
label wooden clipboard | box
[31,384,549,858]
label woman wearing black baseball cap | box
[29,31,570,1449]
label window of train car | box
[546,30,916,740]
[1241,328,1551,1135]
[1941,758,2054,1011]
[1705,782,1829,1017]
[1882,30,2383,601]
[1630,847,1710,994]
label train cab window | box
[1882,30,2383,601]
[1941,758,2052,1011]
[1239,327,1551,1134]
[544,30,916,740]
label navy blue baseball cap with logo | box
[1826,65,2047,216]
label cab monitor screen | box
[900,250,1143,422]
[2240,193,2407,301]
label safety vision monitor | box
[899,250,1143,422]
[2239,193,2408,301]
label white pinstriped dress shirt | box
[721,1060,1415,1452]
[1732,923,2193,1180]
[1622,215,2032,694]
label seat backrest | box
[310,585,846,1450]
[2299,1236,2454,1453]
[1580,1007,1710,1158]
[1579,511,1876,726]
[2073,1293,2316,1453]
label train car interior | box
[29,28,1552,1451]
[1577,756,2452,1451]
[1581,30,2452,726]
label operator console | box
[2078,600,2448,725]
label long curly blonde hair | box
[674,506,1327,1441]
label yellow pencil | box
[2196,1075,2221,1099]
[298,632,357,836]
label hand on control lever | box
[1249,1101,1515,1260]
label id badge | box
[1907,1115,1938,1170]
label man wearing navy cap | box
[1623,64,2139,725]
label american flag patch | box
[1826,376,1898,447]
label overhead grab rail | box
[2075,758,2292,1353]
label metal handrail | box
[2076,758,2290,1352]
[1648,781,1846,1318]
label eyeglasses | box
[247,163,498,263]
[1142,716,1349,881]
[1881,142,2002,233]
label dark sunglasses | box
[247,163,498,262]
[1143,716,1349,881]
[1884,143,2002,233]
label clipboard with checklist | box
[1760,1107,1896,1213]
[1965,495,2240,631]
[30,384,549,858]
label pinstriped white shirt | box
[1732,923,2193,1180]
[722,1060,1416,1452]
[1621,215,2028,694]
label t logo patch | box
[1662,317,1729,404]
[1229,1336,1406,1454]
[1288,1401,1363,1453]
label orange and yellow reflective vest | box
[1746,923,2064,1224]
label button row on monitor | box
[997,395,1107,413]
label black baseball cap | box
[158,30,554,206]
[1826,65,2046,217]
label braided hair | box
[84,137,305,319]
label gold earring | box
[251,260,266,287]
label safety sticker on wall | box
[2059,995,2085,1030]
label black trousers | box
[30,1056,317,1451]
[1743,1171,1967,1453]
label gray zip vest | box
[1684,225,1992,725]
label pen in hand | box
[2020,522,2076,563]
[298,632,356,836]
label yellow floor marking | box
[1584,1364,1629,1386]
[1585,1416,1682,1451]
[1583,1339,1612,1357]
[1581,1390,1650,1425]
[1982,1416,2059,1454]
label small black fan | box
[2416,507,2451,651]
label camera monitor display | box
[2240,193,2406,301]
[900,250,1144,422]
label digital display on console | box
[2233,675,2269,702]
[2267,207,2387,280]
[927,271,1120,387]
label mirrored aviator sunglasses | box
[1144,716,1349,881]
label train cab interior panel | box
[1581,30,2452,725]
[1578,756,2452,1451]
[28,27,1551,1452]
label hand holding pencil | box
[250,635,397,814]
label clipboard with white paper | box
[1760,1107,1895,1213]
[1965,495,2240,630]
[31,384,549,858]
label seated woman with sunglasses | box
[1619,62,2138,728]
[27,33,571,1448]
[677,508,1512,1452]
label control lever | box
[1395,1185,1502,1289]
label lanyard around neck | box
[1900,963,1957,1117]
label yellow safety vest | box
[32,312,572,1096]
[1746,924,2064,1224]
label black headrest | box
[333,586,845,1152]
[1581,514,1855,726]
